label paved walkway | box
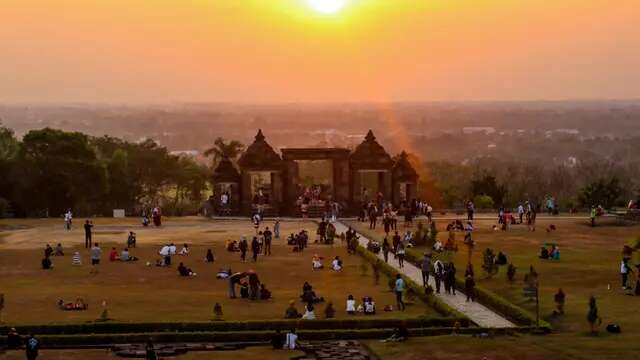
[333,221,516,328]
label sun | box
[307,0,347,14]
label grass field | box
[0,218,434,325]
[349,216,640,359]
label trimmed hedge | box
[354,245,470,327]
[0,317,462,336]
[402,247,551,329]
[0,327,544,347]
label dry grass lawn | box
[0,218,435,325]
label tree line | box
[415,156,636,210]
[0,125,213,218]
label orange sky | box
[1,0,639,103]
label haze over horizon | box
[2,0,640,104]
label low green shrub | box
[0,317,464,336]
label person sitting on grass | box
[346,295,356,314]
[260,284,272,300]
[312,255,324,270]
[539,246,550,259]
[383,323,409,342]
[120,248,138,262]
[302,302,316,320]
[300,282,324,304]
[240,281,250,298]
[72,251,82,266]
[127,231,136,248]
[54,243,64,256]
[177,262,196,277]
[549,245,560,260]
[364,297,376,315]
[332,256,343,272]
[41,256,53,270]
[57,298,87,311]
[179,243,190,256]
[109,247,119,262]
[284,300,302,319]
[44,244,53,258]
[225,239,239,252]
[496,251,508,265]
[205,249,215,263]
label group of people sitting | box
[42,243,65,269]
[108,247,139,262]
[300,282,324,305]
[539,244,561,260]
[57,298,88,311]
[346,294,376,315]
[310,255,343,271]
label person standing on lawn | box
[263,227,273,256]
[394,274,406,311]
[84,219,93,248]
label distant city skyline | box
[1,0,639,104]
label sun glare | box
[307,0,346,14]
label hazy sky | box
[1,0,639,103]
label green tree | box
[17,128,107,216]
[204,138,244,166]
[578,176,624,208]
[471,174,507,207]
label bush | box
[473,195,494,209]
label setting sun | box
[307,0,346,14]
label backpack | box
[606,324,621,333]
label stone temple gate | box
[211,129,418,216]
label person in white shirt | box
[179,244,189,256]
[168,243,177,256]
[302,303,316,320]
[332,256,343,272]
[284,329,298,349]
[312,255,323,270]
[364,297,376,315]
[346,295,356,314]
[159,245,170,257]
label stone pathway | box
[297,340,372,360]
[333,221,516,328]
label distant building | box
[170,150,199,157]
[462,127,495,135]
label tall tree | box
[204,138,244,166]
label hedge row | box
[354,245,470,327]
[0,317,462,336]
[402,247,551,329]
[0,326,543,347]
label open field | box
[349,216,640,359]
[0,218,434,325]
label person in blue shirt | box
[394,274,405,311]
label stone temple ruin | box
[211,129,418,216]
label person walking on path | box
[421,253,432,287]
[394,274,406,311]
[382,237,390,263]
[396,243,406,269]
[84,220,93,248]
[466,201,474,222]
[465,274,476,302]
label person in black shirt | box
[263,227,273,256]
[271,329,285,349]
[84,220,93,248]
